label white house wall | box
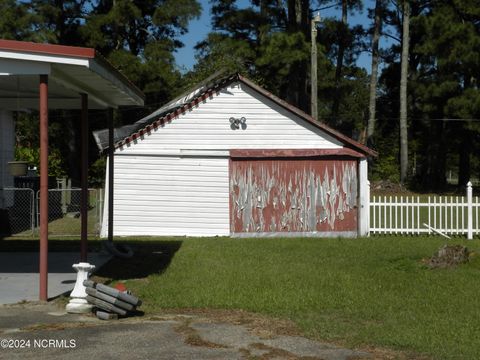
[110,82,347,237]
[106,155,230,237]
[358,158,369,236]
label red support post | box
[80,93,88,261]
[39,75,48,301]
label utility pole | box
[399,1,410,184]
[311,12,321,120]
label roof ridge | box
[93,71,376,157]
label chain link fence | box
[0,188,103,237]
[0,188,35,236]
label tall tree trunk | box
[54,0,65,43]
[285,0,310,112]
[257,0,271,42]
[366,0,383,143]
[399,0,410,184]
[458,126,471,187]
[336,0,347,82]
[287,0,309,34]
[332,0,348,125]
[458,75,472,187]
[428,120,447,191]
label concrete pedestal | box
[66,262,95,314]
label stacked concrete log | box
[83,280,142,320]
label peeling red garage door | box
[229,158,358,234]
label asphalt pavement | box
[0,302,372,360]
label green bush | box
[15,146,66,177]
[89,156,106,187]
[370,154,400,183]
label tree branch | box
[382,31,401,43]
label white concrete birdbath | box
[66,262,95,314]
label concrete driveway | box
[0,252,111,304]
[0,302,373,360]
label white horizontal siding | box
[118,82,343,155]
[107,81,350,237]
[105,155,230,237]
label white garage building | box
[97,73,375,238]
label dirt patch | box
[241,342,323,360]
[424,245,470,268]
[370,180,413,196]
[173,318,228,349]
[163,308,301,339]
[20,320,102,332]
[359,346,433,360]
[151,308,433,359]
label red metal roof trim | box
[0,39,96,58]
[230,148,366,158]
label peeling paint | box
[230,159,358,233]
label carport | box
[0,40,144,300]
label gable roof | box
[93,72,376,157]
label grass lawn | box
[3,235,478,358]
[100,236,480,360]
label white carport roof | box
[0,39,144,109]
[0,39,145,302]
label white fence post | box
[467,181,473,240]
[366,180,370,236]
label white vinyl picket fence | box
[370,182,479,238]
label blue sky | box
[174,0,384,73]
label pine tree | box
[366,0,385,143]
[413,0,480,189]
